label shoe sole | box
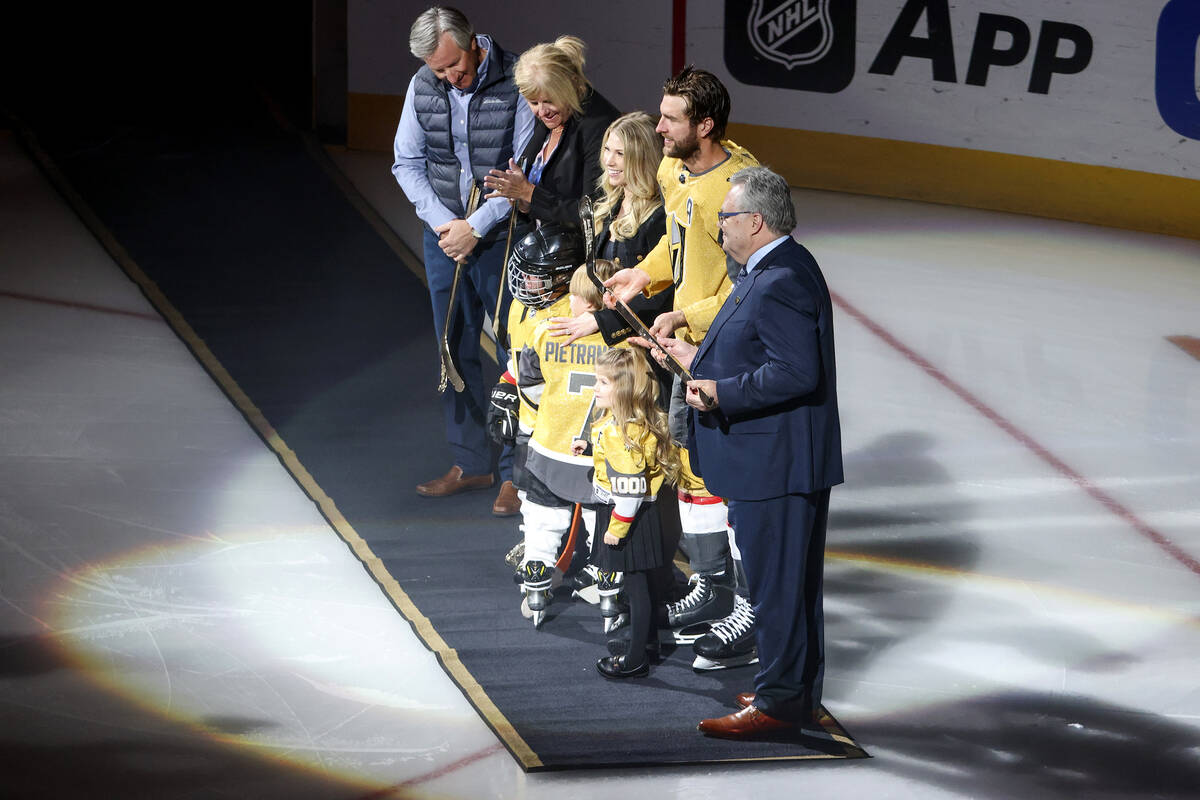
[416,480,495,497]
[596,663,650,679]
[691,652,759,671]
[697,724,795,739]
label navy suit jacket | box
[688,237,843,501]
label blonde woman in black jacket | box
[548,112,673,347]
[484,35,619,227]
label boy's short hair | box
[569,259,616,310]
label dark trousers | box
[422,227,512,479]
[727,488,830,722]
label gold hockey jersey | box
[507,294,570,435]
[518,311,610,503]
[590,418,665,539]
[639,139,759,343]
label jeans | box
[422,227,513,479]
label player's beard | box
[664,127,701,161]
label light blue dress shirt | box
[741,234,791,279]
[391,34,536,237]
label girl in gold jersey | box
[578,348,681,678]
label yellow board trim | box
[349,93,1199,240]
[728,122,1200,241]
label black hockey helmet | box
[507,222,584,310]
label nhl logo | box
[747,0,833,69]
[725,0,855,93]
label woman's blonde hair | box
[593,348,680,485]
[593,112,664,242]
[569,259,616,311]
[513,35,589,118]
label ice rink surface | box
[2,131,1197,798]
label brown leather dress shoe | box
[416,466,494,497]
[698,705,795,739]
[735,692,755,709]
[492,480,521,516]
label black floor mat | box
[15,86,866,770]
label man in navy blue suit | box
[653,166,843,738]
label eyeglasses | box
[716,210,754,224]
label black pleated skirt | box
[591,500,665,573]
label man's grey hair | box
[410,6,474,60]
[728,166,796,236]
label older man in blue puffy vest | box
[392,6,535,516]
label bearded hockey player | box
[609,67,760,662]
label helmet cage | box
[507,258,573,309]
[506,224,584,310]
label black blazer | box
[592,204,674,346]
[518,87,620,226]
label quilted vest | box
[411,37,521,220]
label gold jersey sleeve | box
[640,140,759,343]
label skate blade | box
[572,584,601,605]
[669,621,714,644]
[691,653,759,671]
[532,609,546,628]
[603,612,628,634]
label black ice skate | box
[596,569,627,633]
[662,574,734,643]
[691,593,758,670]
[521,560,554,628]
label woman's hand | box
[603,532,620,546]
[603,268,651,305]
[549,312,600,344]
[483,158,534,208]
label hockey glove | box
[487,381,519,445]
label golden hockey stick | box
[577,196,715,408]
[438,183,482,393]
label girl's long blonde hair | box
[593,112,663,242]
[594,348,680,485]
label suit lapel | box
[695,266,767,364]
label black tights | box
[623,570,660,668]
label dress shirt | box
[392,34,536,236]
[741,235,791,280]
